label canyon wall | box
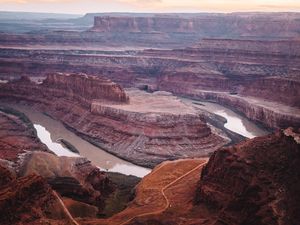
[0,165,74,225]
[0,73,229,167]
[0,39,299,129]
[91,13,300,39]
[80,129,300,225]
[0,13,299,49]
[195,129,300,225]
[44,73,129,103]
[0,106,116,222]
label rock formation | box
[79,129,300,225]
[0,13,299,49]
[44,73,129,103]
[0,73,229,167]
[20,151,114,211]
[0,105,50,167]
[91,13,300,39]
[0,165,75,225]
[1,105,299,225]
[195,129,300,225]
[0,105,133,222]
[1,38,298,129]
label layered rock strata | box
[195,129,300,225]
[0,106,118,220]
[91,13,300,39]
[0,165,76,225]
[20,151,114,211]
[44,73,129,103]
[0,73,229,167]
[0,38,298,130]
[158,89,300,129]
[0,13,299,49]
[81,129,300,225]
[0,105,50,168]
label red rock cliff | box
[195,129,300,225]
[44,73,129,103]
[91,13,300,38]
[0,74,229,167]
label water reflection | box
[34,124,79,157]
[182,99,268,138]
[8,105,151,177]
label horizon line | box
[1,10,300,16]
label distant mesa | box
[90,14,300,39]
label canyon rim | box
[0,4,299,225]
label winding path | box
[53,190,80,225]
[120,161,207,225]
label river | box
[10,105,151,178]
[8,99,268,177]
[181,98,268,138]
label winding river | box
[10,105,151,178]
[181,98,269,138]
[8,99,268,178]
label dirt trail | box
[53,190,80,225]
[119,160,207,225]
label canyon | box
[0,73,230,167]
[0,105,141,223]
[0,12,299,225]
[0,38,299,129]
[1,103,299,224]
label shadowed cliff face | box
[0,105,50,164]
[76,130,299,225]
[195,129,300,225]
[0,165,73,225]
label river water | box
[8,99,268,177]
[10,105,151,177]
[181,99,268,138]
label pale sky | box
[1,0,300,14]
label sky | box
[1,0,300,15]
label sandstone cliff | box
[0,39,298,130]
[0,13,299,49]
[44,73,129,103]
[0,73,229,167]
[0,105,130,221]
[80,129,300,225]
[0,165,74,225]
[195,129,300,225]
[0,105,50,166]
[91,13,300,39]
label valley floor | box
[81,158,210,225]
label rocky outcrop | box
[0,105,50,166]
[0,165,74,225]
[20,151,114,211]
[44,73,129,103]
[1,39,299,104]
[0,73,229,167]
[156,89,300,129]
[0,103,147,224]
[0,104,114,210]
[195,129,300,225]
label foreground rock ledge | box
[0,73,229,167]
